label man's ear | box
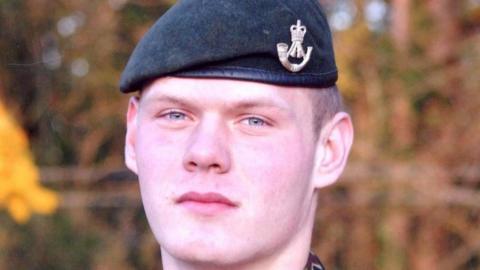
[125,96,139,174]
[312,112,353,188]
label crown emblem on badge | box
[277,20,313,72]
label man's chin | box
[149,213,261,266]
[162,243,248,268]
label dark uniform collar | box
[304,251,326,270]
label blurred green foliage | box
[0,214,99,270]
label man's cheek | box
[136,129,185,165]
[136,146,180,197]
[236,147,290,189]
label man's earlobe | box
[125,96,139,174]
[312,112,353,188]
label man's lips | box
[176,192,237,207]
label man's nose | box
[182,117,231,174]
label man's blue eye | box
[165,111,186,120]
[246,117,266,126]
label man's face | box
[126,77,322,266]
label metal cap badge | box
[277,20,313,72]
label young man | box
[120,1,353,269]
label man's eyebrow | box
[225,99,291,112]
[143,95,196,109]
[143,94,292,113]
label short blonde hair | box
[309,85,345,137]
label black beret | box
[119,0,337,93]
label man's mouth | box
[176,192,238,215]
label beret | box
[119,0,337,93]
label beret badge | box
[277,20,313,73]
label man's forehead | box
[139,77,311,111]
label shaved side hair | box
[309,85,345,137]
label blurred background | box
[0,0,479,269]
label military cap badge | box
[277,20,313,72]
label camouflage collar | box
[304,251,325,270]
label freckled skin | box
[125,77,352,270]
